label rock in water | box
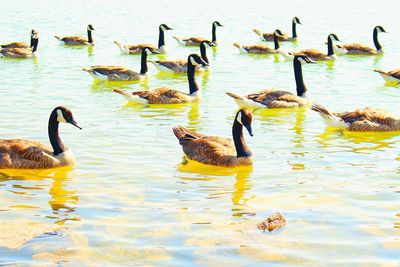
[257,212,286,232]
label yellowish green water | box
[1,0,400,265]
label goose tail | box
[312,104,348,128]
[113,89,130,97]
[172,125,190,140]
[226,92,244,100]
[82,67,91,73]
[253,29,263,36]
[373,69,387,75]
[233,42,242,49]
[54,36,61,40]
[173,36,186,46]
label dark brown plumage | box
[312,104,400,131]
[173,109,253,167]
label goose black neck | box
[32,38,38,53]
[293,59,307,97]
[212,24,217,43]
[30,36,34,47]
[292,21,297,38]
[273,33,280,50]
[200,43,209,64]
[327,37,334,56]
[232,119,252,158]
[373,28,381,51]
[140,50,149,74]
[158,28,165,48]
[87,30,93,44]
[187,61,199,94]
[48,110,66,156]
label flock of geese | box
[1,19,400,169]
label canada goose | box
[226,55,315,109]
[233,29,285,54]
[173,108,253,167]
[173,21,223,46]
[149,40,215,73]
[114,24,173,54]
[287,34,341,61]
[54,24,95,45]
[334,26,386,55]
[82,47,159,81]
[0,29,37,49]
[0,32,39,58]
[0,106,81,169]
[253,17,302,42]
[374,69,400,82]
[113,54,208,104]
[312,104,400,131]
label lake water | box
[0,0,399,265]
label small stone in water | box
[257,212,286,232]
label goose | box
[148,40,215,73]
[54,24,95,45]
[253,17,302,42]
[287,34,341,61]
[374,69,400,82]
[312,103,400,131]
[0,30,37,49]
[114,24,173,54]
[173,21,223,46]
[226,55,315,109]
[0,32,39,58]
[82,47,158,81]
[113,54,208,104]
[0,106,81,169]
[334,26,386,55]
[173,108,253,167]
[233,29,285,54]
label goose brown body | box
[336,43,377,55]
[83,65,141,81]
[173,109,254,167]
[0,140,74,169]
[1,42,30,49]
[0,47,34,58]
[234,43,276,54]
[173,127,252,167]
[253,30,290,42]
[175,37,206,46]
[56,36,90,45]
[312,104,400,131]
[290,49,331,61]
[114,42,157,54]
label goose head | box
[213,21,223,27]
[188,54,209,67]
[236,108,253,136]
[294,54,316,65]
[374,25,387,34]
[293,17,302,25]
[274,29,285,37]
[143,46,159,55]
[30,29,37,37]
[87,24,95,31]
[55,106,81,129]
[200,40,216,48]
[159,24,173,31]
[328,33,340,42]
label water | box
[0,0,399,265]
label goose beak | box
[70,120,82,130]
[245,125,253,137]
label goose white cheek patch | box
[57,109,67,123]
[190,57,198,66]
[298,58,307,65]
[237,112,243,125]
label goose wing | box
[173,126,236,164]
[337,43,376,54]
[247,90,307,108]
[61,36,88,44]
[183,37,206,45]
[243,44,274,54]
[387,69,400,79]
[126,43,157,53]
[292,49,326,60]
[0,47,31,58]
[132,87,192,104]
[1,42,29,49]
[153,60,187,72]
[0,139,58,169]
